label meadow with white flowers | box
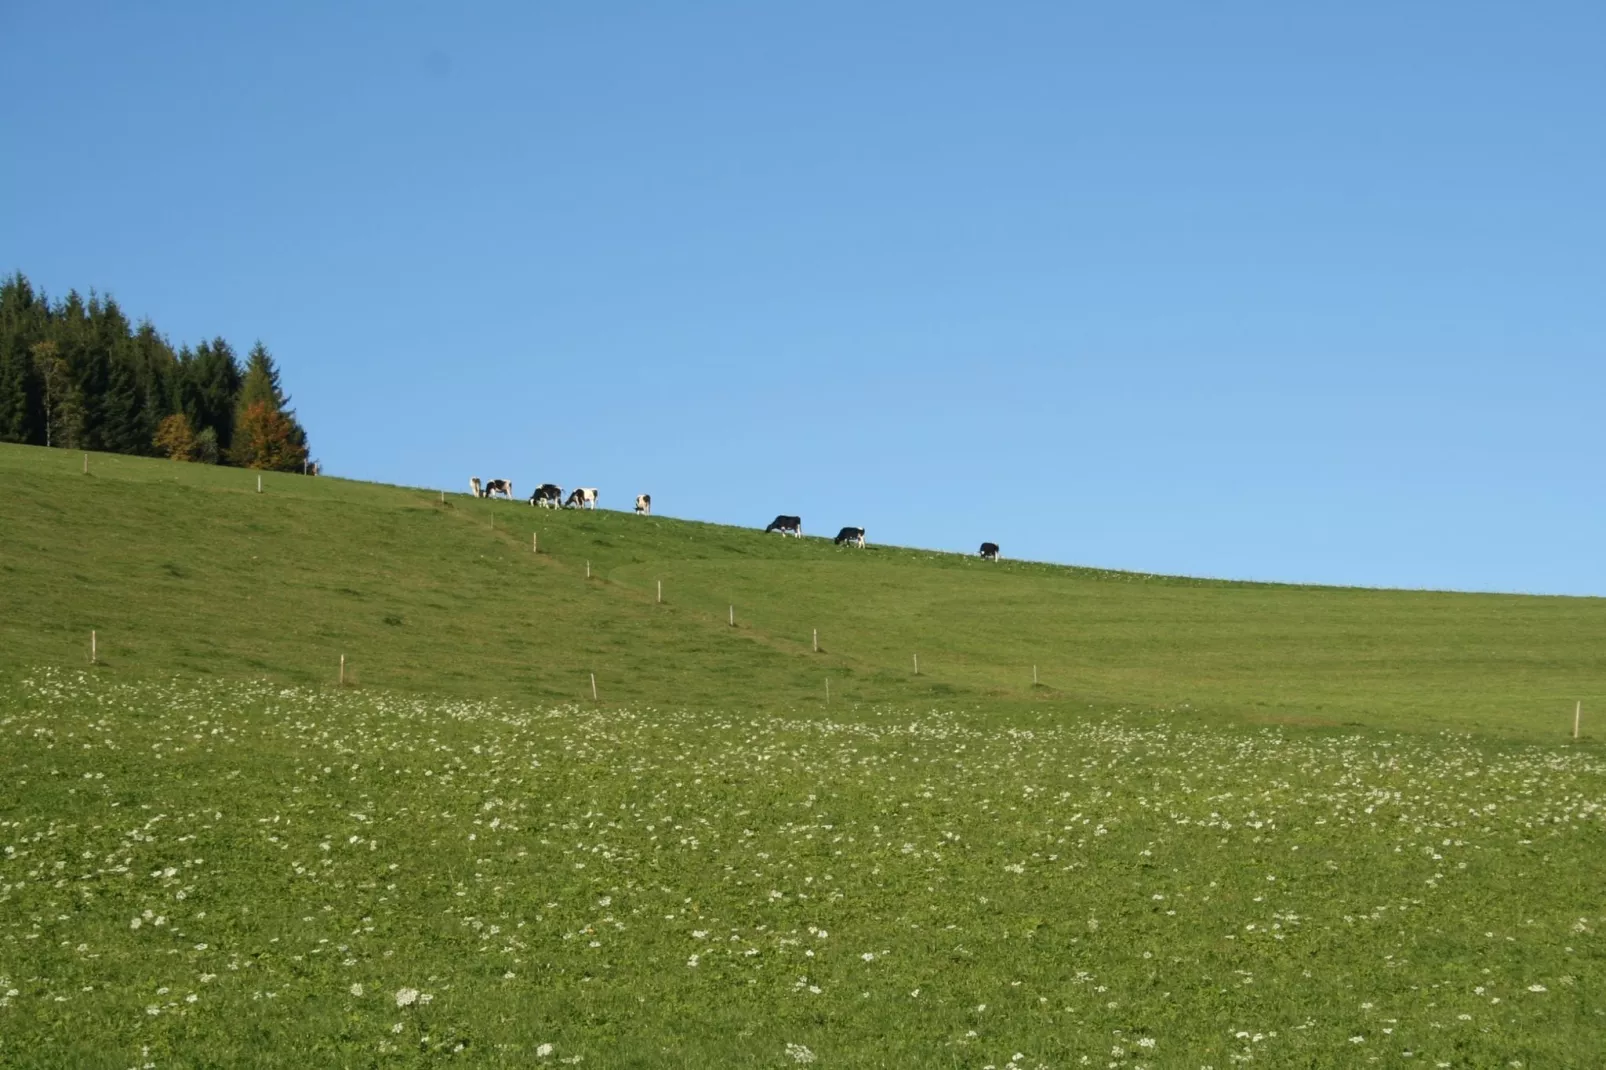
[3,671,1601,1068]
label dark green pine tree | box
[182,338,242,458]
[97,353,145,454]
[50,290,95,449]
[0,272,47,443]
[0,344,39,443]
[131,321,177,454]
[237,341,288,412]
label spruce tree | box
[98,355,144,454]
[131,322,176,455]
[237,342,287,412]
[187,338,242,455]
[231,342,310,468]
[0,274,45,442]
[0,345,35,443]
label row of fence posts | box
[82,624,1600,736]
[73,480,1598,734]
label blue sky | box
[3,2,1602,594]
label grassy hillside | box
[1,441,1603,738]
[3,442,1603,1068]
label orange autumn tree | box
[232,400,309,471]
[152,412,200,461]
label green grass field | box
[1,442,1602,1067]
[2,443,1603,739]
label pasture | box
[2,444,1604,739]
[1,442,1603,1066]
[2,674,1602,1067]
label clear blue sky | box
[4,3,1602,594]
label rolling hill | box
[2,441,1601,739]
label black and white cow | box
[529,484,563,509]
[834,526,866,548]
[979,542,1000,561]
[635,494,651,515]
[565,487,599,510]
[469,477,483,498]
[765,515,802,536]
[483,478,513,500]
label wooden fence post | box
[913,653,919,675]
[339,654,345,686]
[1576,700,1583,740]
[591,673,598,700]
[812,628,818,653]
[91,630,97,664]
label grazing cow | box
[980,542,1000,561]
[565,487,599,509]
[765,515,803,537]
[529,483,563,509]
[635,494,651,515]
[834,526,866,548]
[469,477,483,498]
[483,478,514,500]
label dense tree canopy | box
[0,272,310,470]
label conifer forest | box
[0,272,310,471]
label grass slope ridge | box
[2,442,1602,738]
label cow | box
[469,477,483,499]
[980,542,1000,560]
[565,487,599,510]
[635,494,651,515]
[834,526,866,548]
[483,478,514,500]
[765,515,802,537]
[529,484,563,509]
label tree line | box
[0,271,311,470]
